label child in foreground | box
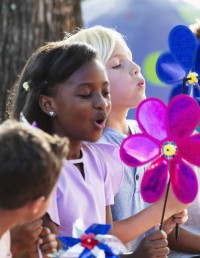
[0,120,68,257]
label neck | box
[107,109,130,135]
[51,125,83,160]
[67,140,83,160]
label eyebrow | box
[76,81,110,87]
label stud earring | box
[49,111,55,117]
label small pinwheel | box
[156,25,200,99]
[50,219,126,258]
[120,94,200,204]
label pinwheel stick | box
[159,177,179,241]
[182,77,191,94]
[159,179,171,230]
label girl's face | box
[106,39,146,111]
[52,58,111,142]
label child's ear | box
[28,196,46,215]
[39,95,56,115]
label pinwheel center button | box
[162,142,177,159]
[187,72,198,84]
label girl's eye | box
[103,91,110,97]
[112,64,121,69]
[78,93,91,98]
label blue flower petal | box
[169,25,198,73]
[85,224,111,235]
[98,243,119,257]
[97,242,113,254]
[58,236,80,248]
[79,248,94,258]
[156,52,185,84]
[194,42,200,75]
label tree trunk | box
[0,0,83,121]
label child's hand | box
[163,209,188,235]
[133,230,169,258]
[160,186,190,219]
[11,219,43,256]
[39,227,58,255]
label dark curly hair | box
[8,41,97,133]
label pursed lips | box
[137,78,146,89]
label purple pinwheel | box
[53,220,126,258]
[156,25,200,100]
[120,94,200,204]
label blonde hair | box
[189,19,200,40]
[64,26,126,63]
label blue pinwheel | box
[50,219,126,258]
[156,25,200,102]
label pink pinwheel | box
[120,94,200,204]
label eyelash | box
[103,91,110,97]
[112,64,121,69]
[78,91,110,99]
[78,94,91,99]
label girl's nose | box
[131,62,141,76]
[93,95,110,110]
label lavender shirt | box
[48,142,123,236]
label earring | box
[49,111,55,117]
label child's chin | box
[88,136,101,143]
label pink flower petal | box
[120,134,161,167]
[170,157,198,203]
[136,98,167,141]
[178,134,200,166]
[168,95,200,141]
[141,156,168,203]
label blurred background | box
[0,0,199,120]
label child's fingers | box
[19,220,43,243]
[39,227,51,237]
[173,209,188,225]
[154,223,160,231]
[173,216,187,225]
[40,240,58,254]
[151,245,170,257]
[146,237,169,257]
[146,230,167,241]
[30,225,43,242]
[39,227,58,254]
[150,238,168,249]
[136,230,169,258]
[39,232,57,244]
[172,209,188,218]
[39,227,57,244]
[20,219,43,241]
[140,233,169,258]
[41,244,57,254]
[22,219,43,231]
